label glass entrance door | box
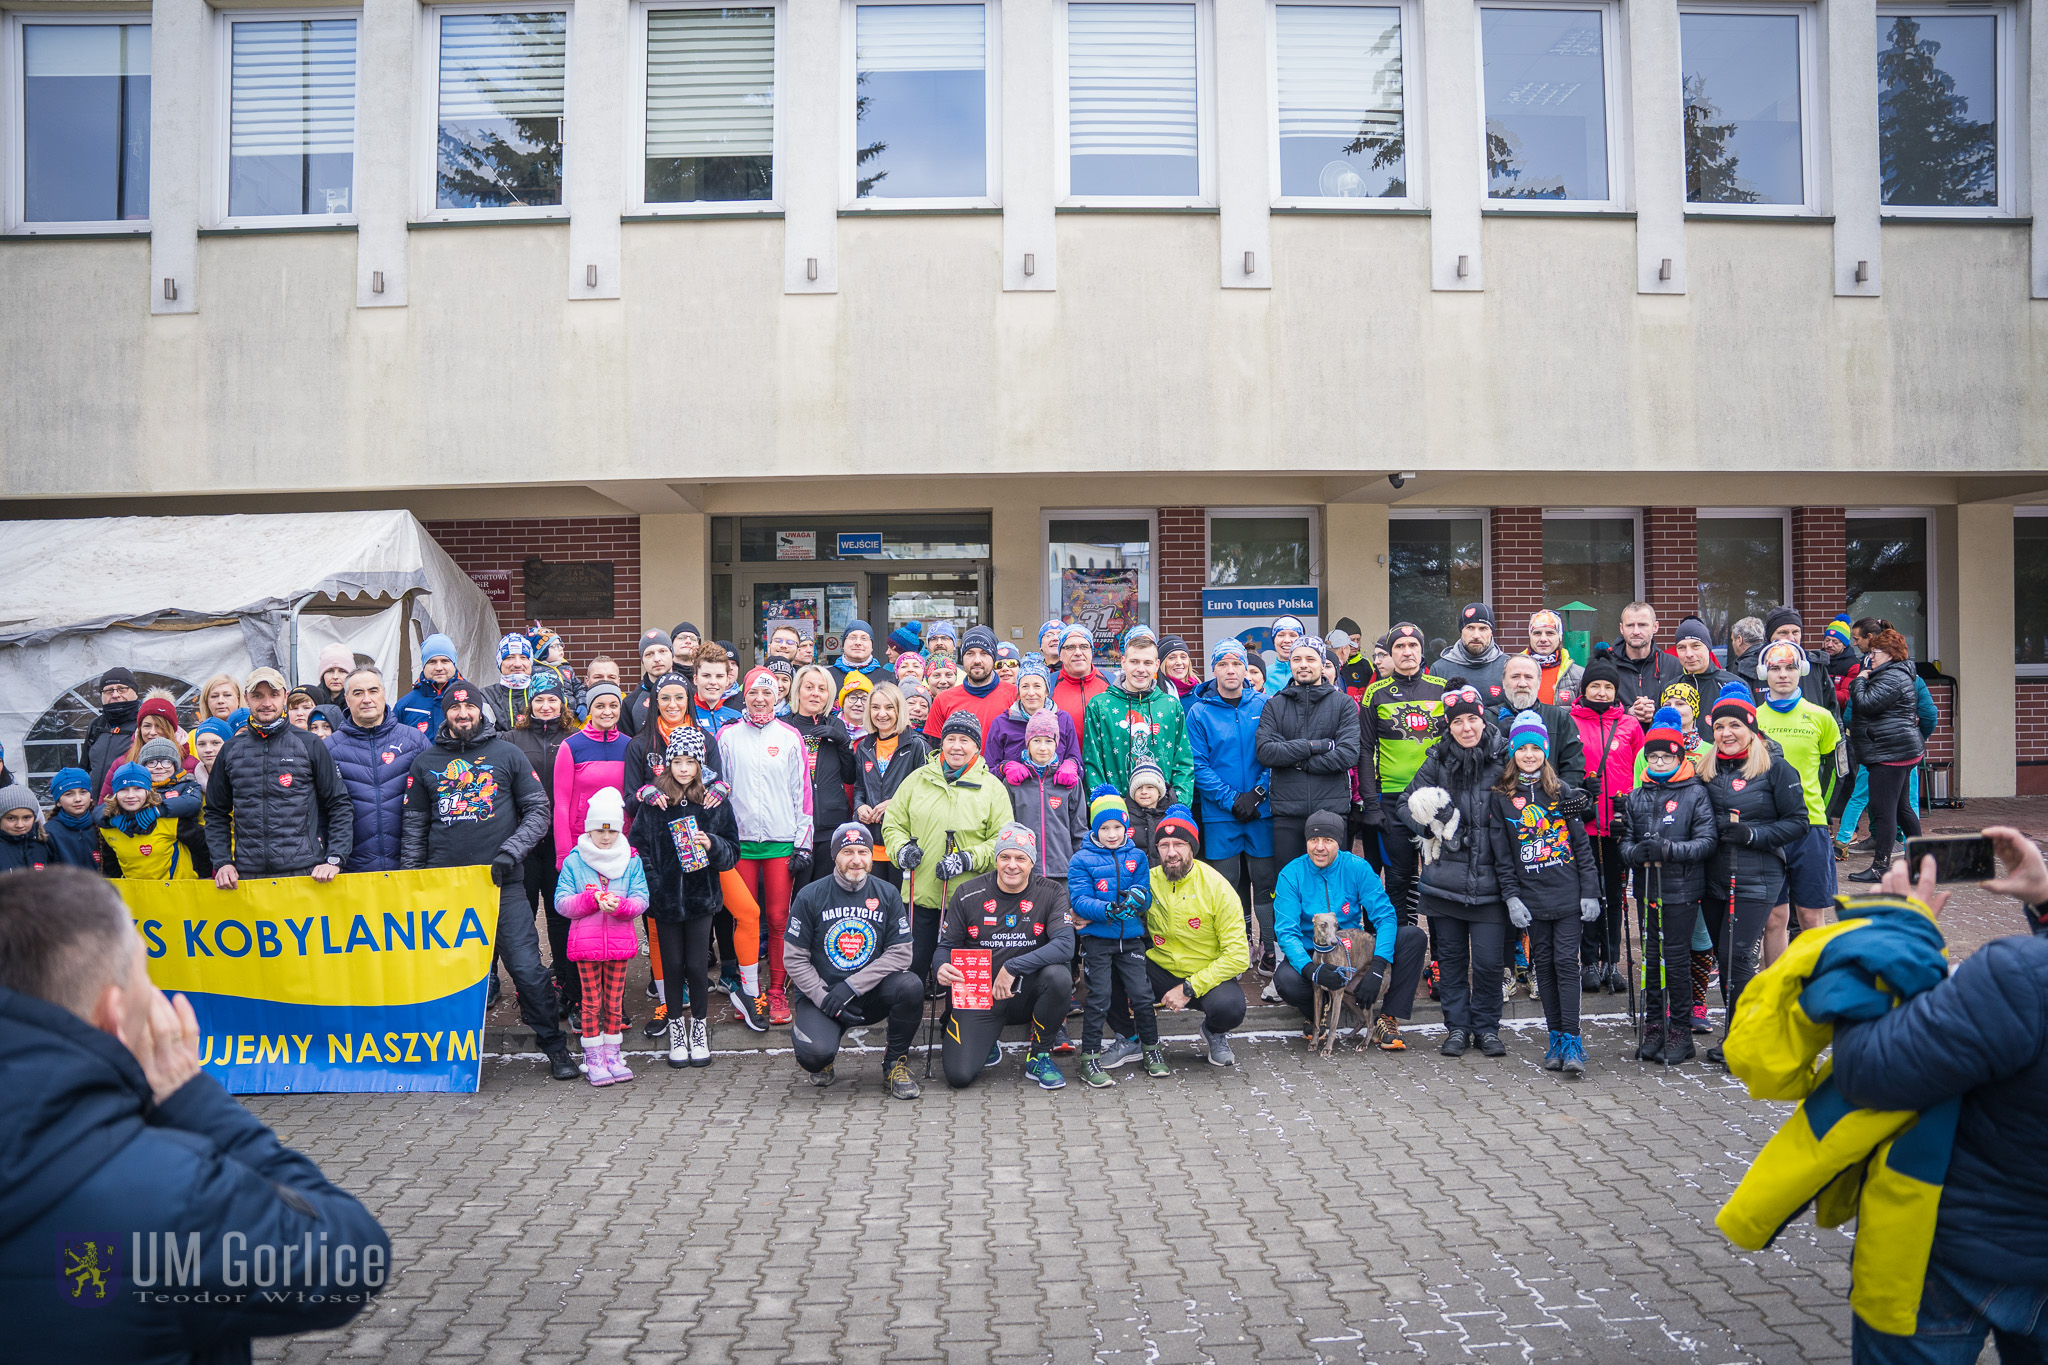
[881,568,984,650]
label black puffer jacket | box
[1616,763,1719,908]
[1849,658,1925,765]
[785,711,859,835]
[1397,730,1509,914]
[1701,747,1809,888]
[1253,678,1362,816]
[854,729,933,846]
[203,716,353,875]
[628,783,740,922]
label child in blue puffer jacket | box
[1067,787,1161,1087]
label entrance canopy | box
[0,511,499,792]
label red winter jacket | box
[1567,702,1645,837]
[1051,669,1111,753]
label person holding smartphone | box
[1824,831,2048,1363]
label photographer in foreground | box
[1826,828,2048,1363]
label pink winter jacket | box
[1568,702,1645,837]
[554,847,649,962]
[552,722,630,866]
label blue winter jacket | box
[393,674,455,737]
[1185,679,1273,860]
[1067,836,1153,941]
[1832,931,2048,1284]
[0,987,390,1362]
[326,713,429,872]
[1274,850,1398,972]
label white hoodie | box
[717,713,814,849]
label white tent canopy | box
[0,511,500,793]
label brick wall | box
[2021,681,2048,794]
[1641,506,1698,643]
[1156,507,1207,651]
[424,518,643,668]
[1791,507,1846,632]
[1487,507,1544,649]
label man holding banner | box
[1,867,391,1358]
[402,681,580,1081]
[205,668,353,887]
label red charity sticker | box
[278,773,293,787]
[1665,800,1677,812]
[1189,917,1201,929]
[1732,779,1747,791]
[866,898,879,910]
[1513,797,1526,809]
[382,752,395,764]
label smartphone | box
[1901,835,1997,884]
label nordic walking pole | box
[1621,859,1639,1046]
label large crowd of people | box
[0,600,1938,1093]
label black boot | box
[1663,998,1697,1064]
[1636,990,1667,1063]
[1846,859,1887,884]
[1581,960,1603,992]
[544,1042,580,1080]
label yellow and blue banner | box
[114,868,497,1094]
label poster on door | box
[759,598,817,646]
[1061,568,1140,656]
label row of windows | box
[3,0,2017,231]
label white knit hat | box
[585,787,626,834]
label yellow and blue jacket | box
[1716,893,1955,1337]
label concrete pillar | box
[1214,0,1270,289]
[1629,0,1685,295]
[566,0,625,300]
[148,0,205,315]
[355,0,413,307]
[1325,505,1389,641]
[1421,0,1482,291]
[1941,504,2015,798]
[783,0,839,293]
[1829,0,1882,296]
[1001,0,1056,290]
[640,514,708,638]
[991,497,1043,639]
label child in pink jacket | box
[554,788,649,1086]
[1568,657,1645,993]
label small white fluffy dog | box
[1405,786,1460,866]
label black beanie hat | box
[1763,606,1802,638]
[1334,617,1362,638]
[1580,657,1622,694]
[1675,617,1714,648]
[100,667,139,693]
[1458,603,1496,630]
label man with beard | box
[1253,640,1361,871]
[1435,602,1509,703]
[785,824,922,1097]
[621,629,676,737]
[669,623,702,673]
[1490,655,1590,806]
[205,669,353,886]
[401,679,579,1081]
[1133,810,1250,1067]
[923,626,1019,742]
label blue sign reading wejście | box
[837,532,884,556]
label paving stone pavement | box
[248,1015,1871,1365]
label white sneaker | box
[1260,980,1281,1004]
[687,1017,711,1068]
[666,1017,689,1069]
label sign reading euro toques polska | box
[113,868,498,1095]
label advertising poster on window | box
[759,598,817,646]
[1061,568,1140,655]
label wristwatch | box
[325,855,342,867]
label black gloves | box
[821,980,859,1021]
[1311,963,1354,990]
[897,841,923,871]
[789,847,813,879]
[489,851,517,886]
[1356,800,1385,828]
[1556,787,1593,820]
[1631,837,1668,865]
[936,851,971,880]
[1724,823,1756,847]
[1230,790,1263,822]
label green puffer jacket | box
[878,752,1015,911]
[1081,683,1196,803]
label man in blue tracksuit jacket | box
[393,633,464,736]
[1271,810,1429,1038]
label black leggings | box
[1700,894,1777,1020]
[790,972,924,1071]
[942,965,1072,1088]
[1527,918,1583,1035]
[1586,835,1626,967]
[1108,956,1248,1040]
[1864,763,1922,863]
[654,916,715,1021]
[1204,853,1278,958]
